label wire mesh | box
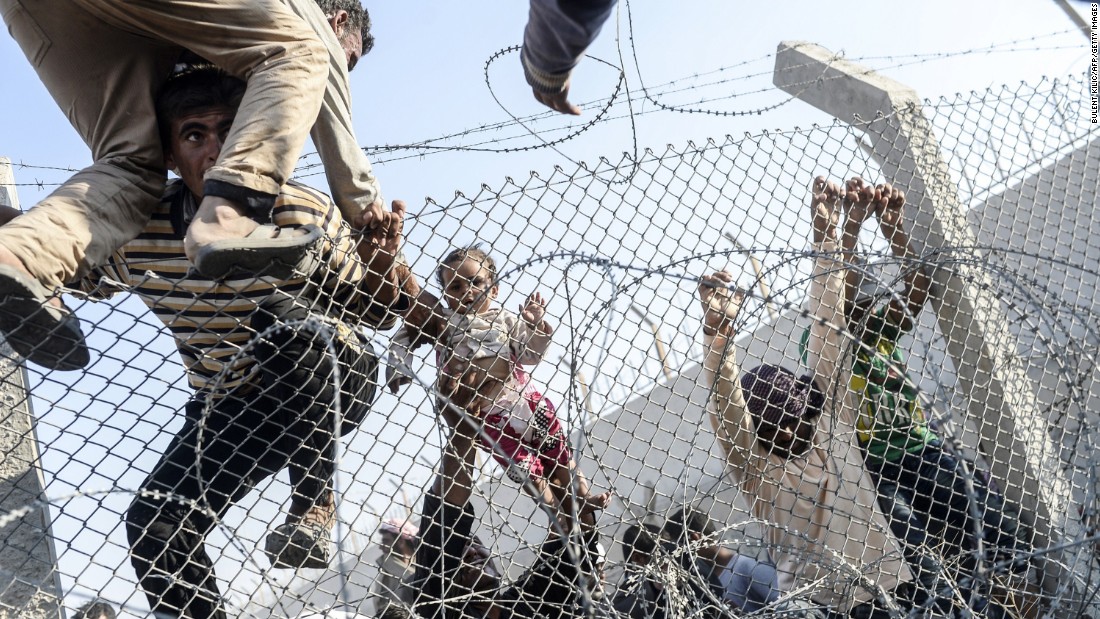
[0,70,1098,619]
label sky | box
[0,1,1096,616]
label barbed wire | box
[0,26,1082,189]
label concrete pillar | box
[0,157,63,619]
[772,42,1087,614]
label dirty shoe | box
[0,265,89,371]
[264,499,335,570]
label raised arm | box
[511,291,554,364]
[875,184,930,332]
[432,419,480,506]
[698,271,755,472]
[522,0,617,115]
[805,177,848,389]
[840,177,876,326]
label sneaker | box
[264,500,335,570]
[0,264,89,371]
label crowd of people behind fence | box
[0,0,1043,618]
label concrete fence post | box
[0,157,63,619]
[773,42,1089,615]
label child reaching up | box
[388,245,610,530]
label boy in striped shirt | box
[78,66,411,618]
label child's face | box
[441,258,498,314]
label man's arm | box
[698,271,755,473]
[876,185,929,333]
[281,0,387,230]
[522,0,617,115]
[356,200,416,328]
[415,423,480,615]
[432,421,479,506]
[805,177,847,401]
[840,177,875,326]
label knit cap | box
[739,364,823,428]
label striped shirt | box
[81,179,397,397]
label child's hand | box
[843,176,876,226]
[810,176,841,240]
[875,183,906,233]
[520,292,548,326]
[698,271,745,337]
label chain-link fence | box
[1,65,1097,618]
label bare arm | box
[840,177,876,326]
[698,271,754,472]
[357,200,415,324]
[876,185,930,332]
[806,177,847,390]
[512,292,554,363]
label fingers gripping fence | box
[1,66,1098,618]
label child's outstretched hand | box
[698,271,745,337]
[520,292,548,326]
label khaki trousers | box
[0,0,378,288]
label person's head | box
[379,518,419,559]
[665,507,731,570]
[156,65,245,199]
[454,534,503,601]
[740,364,824,459]
[73,600,116,619]
[315,0,374,71]
[377,605,412,619]
[437,246,499,315]
[622,523,661,567]
[664,507,717,546]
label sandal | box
[0,265,89,371]
[194,224,323,279]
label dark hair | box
[622,522,661,559]
[437,245,497,288]
[663,507,716,543]
[315,0,374,55]
[73,600,116,619]
[156,65,245,149]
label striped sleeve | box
[76,251,132,300]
